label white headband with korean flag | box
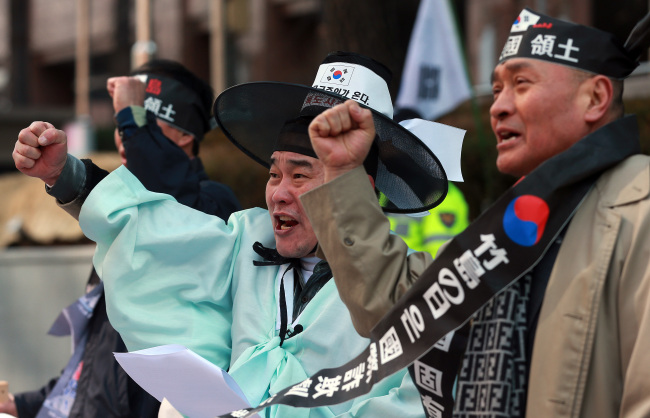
[310,59,466,215]
[312,59,464,181]
[311,60,394,119]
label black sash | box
[217,116,640,418]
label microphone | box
[286,324,303,339]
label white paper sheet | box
[114,345,258,418]
[399,118,466,182]
[158,398,185,418]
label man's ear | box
[584,75,614,123]
[177,132,195,148]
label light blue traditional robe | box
[79,166,424,418]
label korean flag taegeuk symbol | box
[321,65,354,86]
[502,195,549,247]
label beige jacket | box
[302,155,650,418]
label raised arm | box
[13,121,109,219]
[308,99,376,183]
[108,76,241,219]
[107,76,146,113]
[13,121,68,186]
[304,101,433,336]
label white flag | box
[395,0,472,120]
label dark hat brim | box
[214,82,448,214]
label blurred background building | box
[0,0,648,394]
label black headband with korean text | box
[498,8,638,78]
[136,74,210,139]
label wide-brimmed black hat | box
[214,51,448,214]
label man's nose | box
[272,179,294,204]
[490,89,514,119]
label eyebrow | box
[269,157,315,170]
[491,61,534,83]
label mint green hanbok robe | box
[79,166,424,418]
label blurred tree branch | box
[321,0,420,98]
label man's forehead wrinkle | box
[491,70,501,85]
[505,60,534,73]
[288,158,315,169]
[270,152,319,170]
[491,63,507,84]
[492,59,535,83]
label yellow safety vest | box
[388,182,469,258]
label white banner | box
[396,0,472,120]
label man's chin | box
[274,227,317,258]
[276,247,302,259]
[275,243,315,259]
